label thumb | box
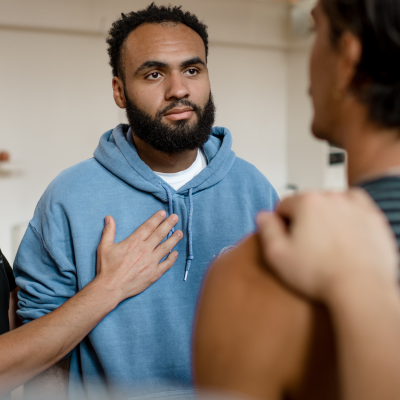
[256,212,290,269]
[99,216,116,247]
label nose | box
[164,72,190,101]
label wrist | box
[323,274,398,312]
[84,276,122,311]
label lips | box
[163,107,194,121]
[164,107,193,116]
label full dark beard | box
[125,93,216,154]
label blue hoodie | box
[14,125,279,398]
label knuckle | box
[158,241,170,254]
[154,229,167,242]
[144,221,156,233]
[303,192,324,210]
[266,240,285,260]
[127,235,143,248]
[156,267,167,279]
[149,271,161,284]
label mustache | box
[156,99,201,118]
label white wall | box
[209,44,287,189]
[0,30,121,259]
[0,0,290,261]
[286,45,325,190]
[286,39,348,191]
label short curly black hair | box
[106,3,209,80]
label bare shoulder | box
[193,234,338,400]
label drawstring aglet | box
[184,271,189,281]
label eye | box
[147,72,162,80]
[185,68,199,76]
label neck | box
[132,135,198,173]
[339,110,400,185]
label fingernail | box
[174,252,179,258]
[177,231,183,238]
[160,210,166,218]
[172,215,178,222]
[105,216,110,225]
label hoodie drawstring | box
[184,188,194,281]
[161,183,175,239]
[160,183,194,281]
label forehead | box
[123,23,206,69]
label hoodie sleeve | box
[14,221,77,324]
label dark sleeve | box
[0,250,16,292]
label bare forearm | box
[329,282,400,400]
[0,277,119,395]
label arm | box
[0,211,182,396]
[257,189,400,400]
[328,274,400,400]
[193,234,338,400]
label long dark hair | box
[321,0,400,129]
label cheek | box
[130,84,165,115]
[189,77,211,105]
[310,42,336,114]
[309,40,336,139]
[310,41,325,102]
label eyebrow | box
[135,61,168,75]
[180,57,206,68]
[135,57,206,75]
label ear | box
[336,32,363,93]
[112,76,127,109]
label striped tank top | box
[360,176,400,248]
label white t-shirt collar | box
[153,149,207,191]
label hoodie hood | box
[93,124,236,202]
[94,124,237,280]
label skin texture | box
[112,23,211,173]
[257,191,400,400]
[309,2,400,185]
[1,211,182,397]
[193,234,338,400]
[194,190,400,400]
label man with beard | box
[13,3,278,398]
